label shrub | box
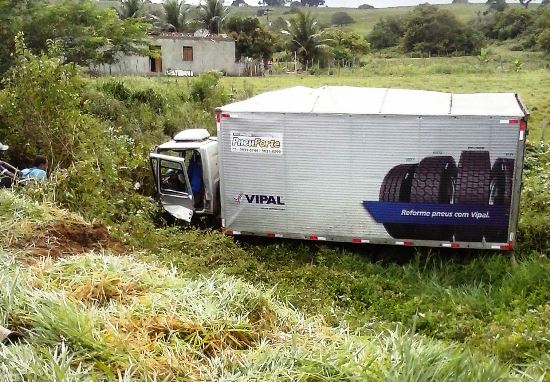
[491,8,533,40]
[367,16,405,50]
[100,80,132,101]
[188,71,230,111]
[0,35,84,169]
[401,4,483,55]
[331,11,354,26]
[131,88,167,114]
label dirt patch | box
[17,222,126,258]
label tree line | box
[368,2,550,55]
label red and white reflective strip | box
[266,232,283,238]
[395,241,414,246]
[519,120,527,141]
[499,119,526,141]
[309,235,326,241]
[491,241,514,250]
[216,112,221,131]
[225,230,241,236]
[500,119,520,124]
[442,242,461,248]
[352,238,370,244]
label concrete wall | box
[92,36,240,76]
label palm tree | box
[283,11,329,69]
[198,0,227,35]
[119,0,144,19]
[163,0,188,32]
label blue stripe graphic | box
[363,201,509,226]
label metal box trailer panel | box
[218,87,528,250]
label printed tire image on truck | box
[453,151,491,242]
[409,156,457,241]
[485,158,515,242]
[379,164,418,239]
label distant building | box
[92,33,241,76]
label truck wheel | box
[485,158,515,242]
[453,151,491,242]
[409,156,457,241]
[379,164,418,239]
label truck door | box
[150,153,194,222]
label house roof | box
[149,32,234,42]
[219,86,528,117]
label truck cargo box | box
[217,86,528,250]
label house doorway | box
[149,45,162,73]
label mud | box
[18,222,126,258]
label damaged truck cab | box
[150,128,220,222]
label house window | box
[182,46,193,62]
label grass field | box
[121,54,550,141]
[91,57,550,377]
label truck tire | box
[409,156,457,241]
[453,151,491,242]
[485,158,515,243]
[379,164,418,239]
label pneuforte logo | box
[234,193,285,210]
[230,131,283,155]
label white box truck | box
[150,86,529,250]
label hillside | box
[231,3,486,35]
[97,1,488,35]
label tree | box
[199,0,228,34]
[485,0,507,14]
[536,28,550,53]
[358,4,374,9]
[331,11,354,26]
[0,0,41,77]
[283,11,329,67]
[232,0,247,5]
[401,4,482,55]
[226,16,278,60]
[367,16,405,50]
[163,0,188,32]
[23,0,150,67]
[119,0,144,19]
[323,28,369,64]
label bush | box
[188,71,229,111]
[0,36,84,169]
[100,80,132,102]
[367,16,405,50]
[331,11,354,26]
[401,4,483,55]
[491,8,533,40]
[518,143,550,253]
[131,88,167,114]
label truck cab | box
[150,129,220,222]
